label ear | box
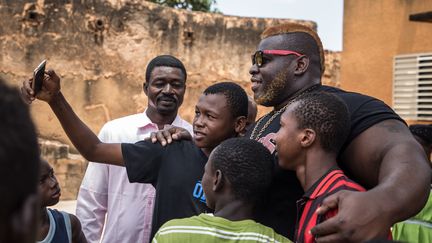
[294,56,310,75]
[234,116,247,135]
[300,128,316,148]
[213,169,224,192]
[143,82,149,95]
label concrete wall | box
[0,0,340,199]
[341,0,432,108]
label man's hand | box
[311,190,391,242]
[146,125,192,146]
[21,69,60,104]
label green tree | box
[147,0,219,13]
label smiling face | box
[38,160,61,207]
[249,35,301,107]
[193,93,239,153]
[144,66,186,116]
[274,105,304,170]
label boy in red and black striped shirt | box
[274,92,365,243]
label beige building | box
[341,0,432,123]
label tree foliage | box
[147,0,219,13]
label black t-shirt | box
[248,85,405,239]
[122,140,212,238]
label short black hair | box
[0,79,39,235]
[203,82,248,118]
[145,55,187,82]
[210,138,274,203]
[291,92,350,154]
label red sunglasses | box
[251,50,303,67]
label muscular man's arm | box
[342,119,430,219]
[311,119,431,242]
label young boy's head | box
[193,82,248,152]
[38,159,61,207]
[201,138,274,209]
[275,92,350,170]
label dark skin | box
[250,35,319,110]
[249,34,431,242]
[148,96,257,145]
[20,70,246,162]
[274,106,337,191]
[23,65,186,132]
[201,152,255,221]
[38,211,85,243]
[143,33,431,242]
[20,66,187,164]
[37,160,87,243]
[143,66,186,129]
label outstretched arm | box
[21,70,124,165]
[311,119,431,242]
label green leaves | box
[147,0,220,13]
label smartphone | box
[32,60,46,95]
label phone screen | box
[32,60,46,95]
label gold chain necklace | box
[250,84,321,140]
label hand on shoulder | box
[146,125,192,146]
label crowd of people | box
[1,22,431,243]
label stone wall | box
[39,139,87,200]
[323,50,341,88]
[0,0,340,199]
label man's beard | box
[256,69,289,106]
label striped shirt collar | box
[302,166,344,200]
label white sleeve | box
[75,124,111,243]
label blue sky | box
[214,0,343,51]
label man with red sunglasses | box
[248,23,430,242]
[146,23,431,242]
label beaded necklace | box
[250,84,321,140]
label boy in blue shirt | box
[37,159,87,243]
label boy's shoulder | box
[158,214,204,229]
[47,209,80,231]
[307,168,365,199]
[156,214,291,242]
[244,220,292,242]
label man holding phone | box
[24,55,192,243]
